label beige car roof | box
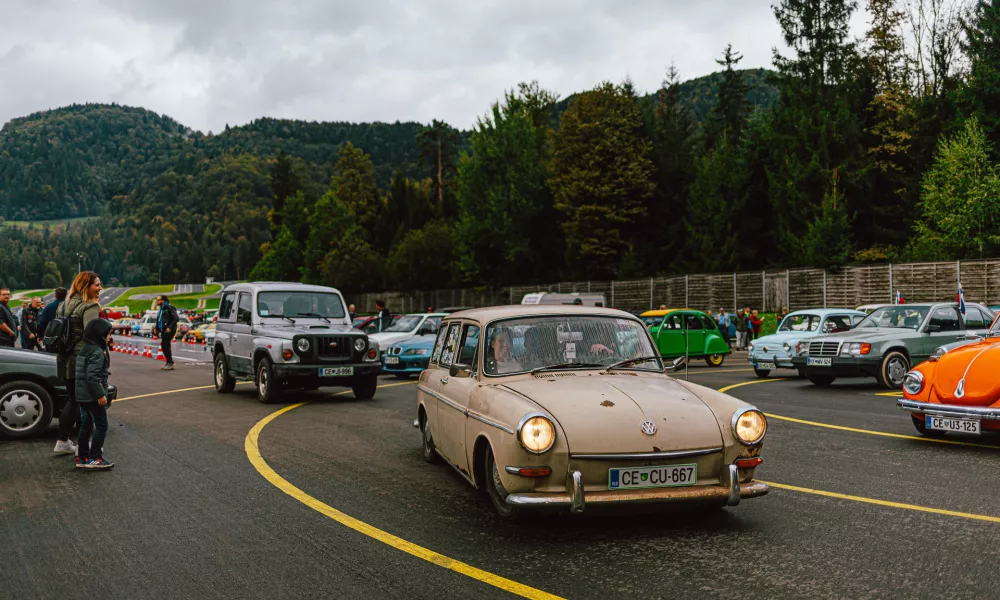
[443,304,637,324]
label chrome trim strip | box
[897,399,1000,420]
[571,447,722,460]
[418,384,464,414]
[468,411,514,434]
[569,471,585,514]
[723,464,741,506]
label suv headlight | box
[902,371,924,395]
[732,408,767,445]
[354,338,367,353]
[296,338,311,352]
[517,413,556,454]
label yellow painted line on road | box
[875,391,903,397]
[687,368,754,374]
[761,480,1000,524]
[245,381,563,600]
[117,382,252,402]
[718,379,787,393]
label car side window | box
[430,323,450,364]
[686,314,703,330]
[438,323,461,367]
[458,324,481,367]
[929,307,960,331]
[851,315,865,326]
[664,314,683,330]
[236,293,253,324]
[824,315,853,333]
[700,315,716,330]
[219,292,237,322]
[964,307,987,329]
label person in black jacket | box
[0,288,17,347]
[36,287,67,351]
[153,295,179,371]
[20,296,43,350]
[375,299,392,333]
[75,318,114,470]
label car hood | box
[0,347,56,368]
[929,341,1000,406]
[392,336,436,350]
[500,375,723,454]
[254,323,360,340]
[369,331,414,345]
[809,328,914,344]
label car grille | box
[316,336,353,359]
[808,341,841,357]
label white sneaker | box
[53,440,77,455]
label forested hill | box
[0,69,776,221]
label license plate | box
[319,366,354,377]
[385,357,400,365]
[609,464,697,490]
[756,361,776,370]
[926,416,980,434]
[807,357,832,367]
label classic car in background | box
[856,304,890,314]
[749,309,866,378]
[381,335,436,378]
[353,314,402,334]
[897,311,1000,437]
[415,305,768,520]
[369,313,444,349]
[640,308,731,367]
[792,302,993,388]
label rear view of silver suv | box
[212,282,380,403]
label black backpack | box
[43,302,85,355]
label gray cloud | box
[0,1,870,132]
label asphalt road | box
[4,353,1000,600]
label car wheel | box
[352,375,378,400]
[807,375,836,387]
[753,368,771,379]
[214,353,236,393]
[705,354,725,367]
[0,381,53,439]
[878,351,909,389]
[256,358,281,404]
[484,445,522,521]
[420,414,438,464]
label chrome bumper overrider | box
[505,465,768,513]
[897,399,1000,420]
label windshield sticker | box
[260,309,269,316]
[564,342,577,360]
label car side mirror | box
[669,356,686,372]
[924,324,941,333]
[449,363,473,378]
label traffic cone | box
[144,346,152,359]
[156,348,165,361]
[133,343,140,356]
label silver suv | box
[212,282,380,403]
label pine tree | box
[961,0,1000,154]
[416,120,460,217]
[705,46,751,150]
[685,137,746,271]
[268,152,301,236]
[803,170,853,269]
[330,142,379,235]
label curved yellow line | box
[717,378,787,393]
[244,382,564,600]
[117,381,252,402]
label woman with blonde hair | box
[52,271,103,457]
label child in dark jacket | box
[76,318,114,470]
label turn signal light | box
[282,349,294,360]
[860,343,871,355]
[515,467,552,477]
[367,348,378,359]
[735,457,764,469]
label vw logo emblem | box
[640,420,657,436]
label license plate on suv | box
[926,416,980,434]
[807,357,832,367]
[319,367,354,377]
[609,464,697,490]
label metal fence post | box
[889,263,894,303]
[761,271,766,312]
[785,270,790,310]
[649,278,654,310]
[957,260,961,288]
[685,275,689,308]
[823,271,827,308]
[733,272,737,313]
[611,280,615,308]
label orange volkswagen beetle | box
[898,312,1000,437]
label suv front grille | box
[808,341,841,357]
[316,336,353,359]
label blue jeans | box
[78,404,108,460]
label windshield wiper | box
[295,312,331,323]
[530,362,604,374]
[607,356,663,370]
[267,314,295,323]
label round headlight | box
[296,338,311,352]
[783,342,791,353]
[517,413,556,454]
[748,342,755,351]
[902,371,924,395]
[732,408,767,445]
[354,338,367,352]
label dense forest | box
[1,0,999,294]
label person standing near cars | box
[153,295,178,371]
[37,287,67,351]
[348,304,357,321]
[375,299,392,333]
[0,288,17,348]
[717,308,732,348]
[75,318,115,469]
[53,272,103,456]
[20,296,43,350]
[735,307,750,350]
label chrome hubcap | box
[215,361,224,387]
[0,390,42,432]
[423,421,432,451]
[888,359,907,385]
[259,367,268,397]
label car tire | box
[256,357,281,404]
[351,375,378,400]
[0,381,53,439]
[484,445,522,521]
[807,374,836,387]
[878,351,910,390]
[705,354,725,367]
[420,414,438,464]
[214,353,236,393]
[753,368,771,379]
[910,415,946,438]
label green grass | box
[113,284,223,313]
[0,216,98,230]
[171,298,221,311]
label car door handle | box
[440,377,449,385]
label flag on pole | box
[957,283,966,315]
[896,290,904,305]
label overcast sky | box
[0,0,871,132]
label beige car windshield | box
[484,316,659,376]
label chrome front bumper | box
[505,465,768,514]
[747,353,794,368]
[897,399,1000,420]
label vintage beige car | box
[414,305,769,520]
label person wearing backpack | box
[52,272,102,456]
[36,287,67,351]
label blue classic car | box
[748,308,867,378]
[381,334,436,378]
